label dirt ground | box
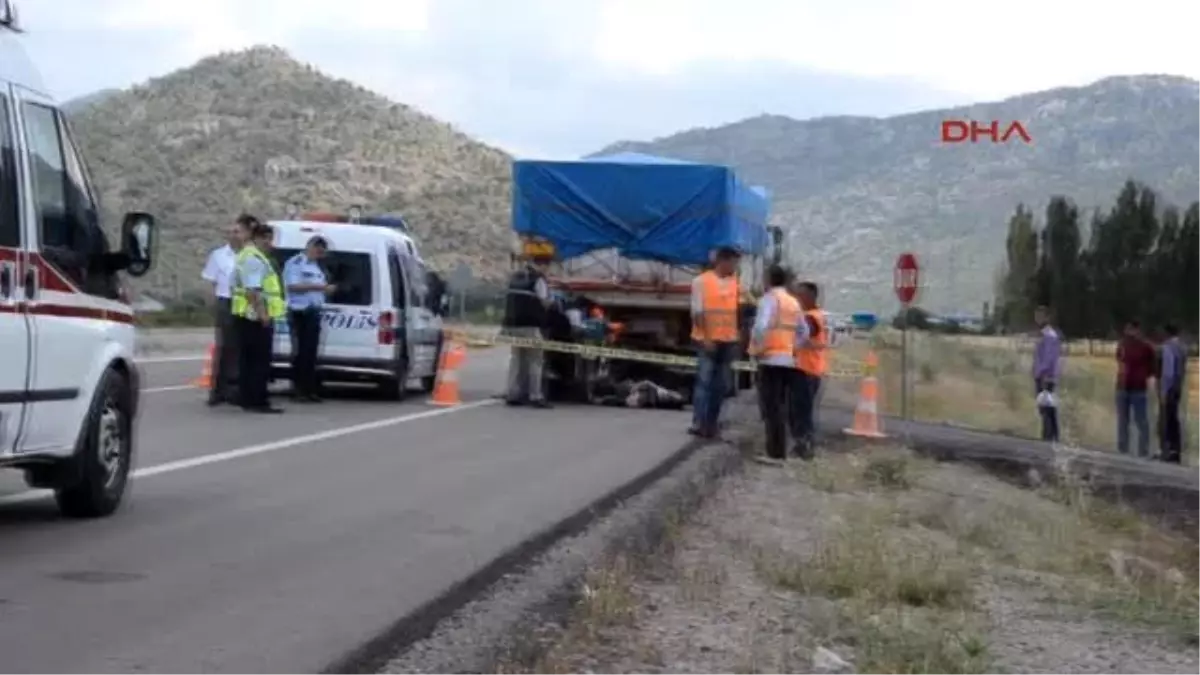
[509,440,1199,674]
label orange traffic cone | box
[192,344,215,389]
[843,350,886,438]
[428,337,467,406]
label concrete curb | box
[331,400,758,674]
[822,406,1199,534]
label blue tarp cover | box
[511,152,770,265]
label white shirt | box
[201,244,237,299]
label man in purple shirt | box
[1032,305,1062,442]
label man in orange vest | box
[749,265,805,461]
[688,247,742,439]
[792,280,828,456]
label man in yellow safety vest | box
[231,219,287,414]
[748,265,808,462]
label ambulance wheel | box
[55,368,134,519]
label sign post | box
[894,253,920,420]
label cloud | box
[14,0,1199,158]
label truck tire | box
[54,368,134,519]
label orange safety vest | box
[756,288,801,358]
[691,271,740,343]
[796,308,828,376]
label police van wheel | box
[421,341,442,393]
[55,369,133,519]
[379,356,410,401]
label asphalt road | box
[0,347,697,673]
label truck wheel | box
[55,369,133,519]
[736,370,754,391]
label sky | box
[14,0,1200,158]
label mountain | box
[70,46,513,302]
[62,88,122,116]
[594,75,1200,313]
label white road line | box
[0,399,499,506]
[136,354,207,364]
[144,385,196,393]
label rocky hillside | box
[595,75,1200,313]
[68,46,513,301]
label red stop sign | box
[894,252,919,306]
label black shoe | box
[305,394,323,403]
[206,395,224,407]
[530,399,552,409]
[505,399,526,407]
[687,426,702,436]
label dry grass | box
[859,332,1199,463]
[508,441,1198,674]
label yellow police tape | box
[446,329,865,379]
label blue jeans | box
[692,342,736,433]
[1116,389,1150,457]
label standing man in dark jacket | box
[502,254,553,408]
[1116,319,1156,457]
[1157,322,1187,463]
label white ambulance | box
[1,0,159,517]
[266,211,446,400]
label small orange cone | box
[843,350,886,438]
[428,337,467,407]
[192,344,215,389]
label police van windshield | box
[272,248,373,306]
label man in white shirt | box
[201,217,247,405]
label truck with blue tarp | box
[510,152,786,402]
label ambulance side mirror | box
[121,211,157,278]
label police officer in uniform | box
[283,236,335,402]
[232,221,287,414]
[502,252,553,408]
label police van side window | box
[21,102,109,295]
[408,258,429,309]
[387,250,405,308]
[0,94,18,249]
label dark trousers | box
[1035,379,1060,442]
[757,365,795,460]
[790,370,821,450]
[289,308,322,396]
[1160,387,1183,463]
[236,317,274,409]
[210,298,239,400]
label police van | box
[266,211,446,400]
[1,0,159,517]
